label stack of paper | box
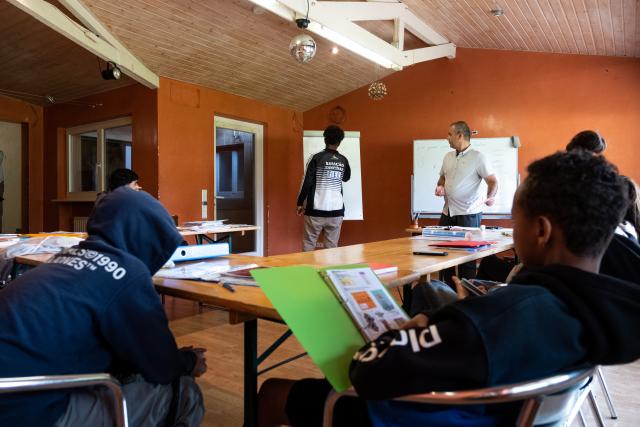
[178,219,227,231]
[154,262,258,281]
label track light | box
[101,62,122,80]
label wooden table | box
[14,233,513,427]
[178,225,260,249]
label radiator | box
[73,216,89,232]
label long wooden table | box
[179,225,260,249]
[14,232,513,427]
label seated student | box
[96,168,142,204]
[478,129,627,284]
[259,150,640,427]
[600,176,640,281]
[0,187,207,427]
[564,130,640,281]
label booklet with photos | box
[251,264,408,391]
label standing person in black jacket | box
[0,187,207,427]
[297,125,351,251]
[259,150,640,427]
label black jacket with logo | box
[350,265,640,400]
[297,148,351,217]
[0,188,194,427]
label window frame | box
[66,117,132,200]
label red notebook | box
[429,240,495,248]
[368,263,398,275]
[222,266,266,278]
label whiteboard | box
[303,131,363,220]
[413,137,519,216]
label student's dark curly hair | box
[518,150,627,257]
[323,125,345,146]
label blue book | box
[422,229,467,238]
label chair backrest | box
[323,367,596,427]
[0,373,128,427]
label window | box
[67,117,132,197]
[215,130,248,199]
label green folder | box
[251,264,366,391]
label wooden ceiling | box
[0,1,134,106]
[1,0,638,111]
[80,0,396,111]
[405,0,640,58]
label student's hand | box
[452,276,469,299]
[182,346,208,377]
[401,313,429,329]
[485,197,495,206]
[296,206,304,216]
[435,185,445,197]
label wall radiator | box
[73,216,89,232]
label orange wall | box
[0,95,44,232]
[157,77,303,255]
[43,85,158,230]
[304,48,640,245]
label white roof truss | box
[250,0,456,70]
[7,0,159,88]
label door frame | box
[213,116,264,256]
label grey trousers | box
[55,374,204,427]
[303,216,344,252]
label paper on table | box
[154,262,259,280]
[154,262,232,279]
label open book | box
[251,264,408,391]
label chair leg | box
[587,389,605,427]
[578,409,587,427]
[596,366,618,419]
[515,397,542,427]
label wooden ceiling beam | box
[7,0,158,88]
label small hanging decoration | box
[289,33,316,64]
[368,81,387,101]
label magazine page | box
[324,267,408,341]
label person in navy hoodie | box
[259,150,640,427]
[0,187,207,427]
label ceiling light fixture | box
[331,46,339,54]
[490,8,505,17]
[101,61,122,80]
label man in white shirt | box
[435,121,498,283]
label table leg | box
[244,319,258,427]
[402,283,413,313]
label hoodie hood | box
[512,264,640,366]
[84,187,182,274]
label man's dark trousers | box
[438,212,482,287]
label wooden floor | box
[165,297,640,427]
